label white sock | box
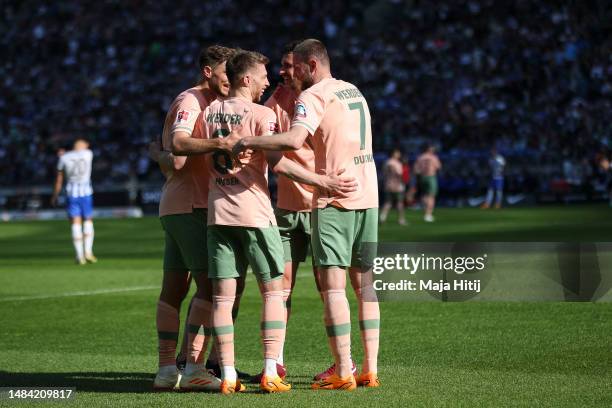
[264,358,277,377]
[71,224,84,259]
[184,362,202,375]
[277,342,284,365]
[495,190,503,206]
[222,366,237,382]
[83,220,94,256]
[158,365,176,376]
[485,189,494,206]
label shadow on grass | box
[0,371,154,393]
[0,371,323,393]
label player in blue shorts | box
[51,138,97,264]
[481,147,506,209]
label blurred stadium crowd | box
[2,0,611,201]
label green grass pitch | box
[0,205,611,407]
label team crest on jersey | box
[176,110,190,123]
[295,103,307,118]
[269,122,278,132]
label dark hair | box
[198,45,236,71]
[293,39,330,65]
[422,142,434,152]
[226,50,269,88]
[283,40,303,55]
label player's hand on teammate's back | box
[319,168,358,196]
[229,131,250,159]
[221,127,243,153]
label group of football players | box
[148,39,380,394]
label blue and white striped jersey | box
[57,149,93,197]
[490,154,506,179]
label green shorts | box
[311,206,378,268]
[418,175,438,196]
[160,209,208,274]
[207,225,284,282]
[275,208,311,263]
[384,191,403,204]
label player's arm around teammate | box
[259,42,328,380]
[257,41,362,381]
[234,39,381,390]
[153,45,252,392]
[165,74,261,390]
[148,136,186,177]
[205,49,355,393]
[267,153,357,195]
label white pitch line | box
[0,268,320,303]
[0,285,159,303]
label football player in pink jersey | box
[148,45,248,391]
[232,39,381,390]
[254,40,328,382]
[380,148,406,225]
[183,50,357,394]
[414,143,442,222]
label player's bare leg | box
[349,267,380,387]
[397,198,406,225]
[312,266,356,391]
[423,195,435,222]
[405,187,416,207]
[379,201,392,223]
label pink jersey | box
[384,158,404,193]
[192,97,277,228]
[159,87,212,217]
[291,78,378,210]
[265,85,315,212]
[414,152,441,176]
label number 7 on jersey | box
[348,102,366,150]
